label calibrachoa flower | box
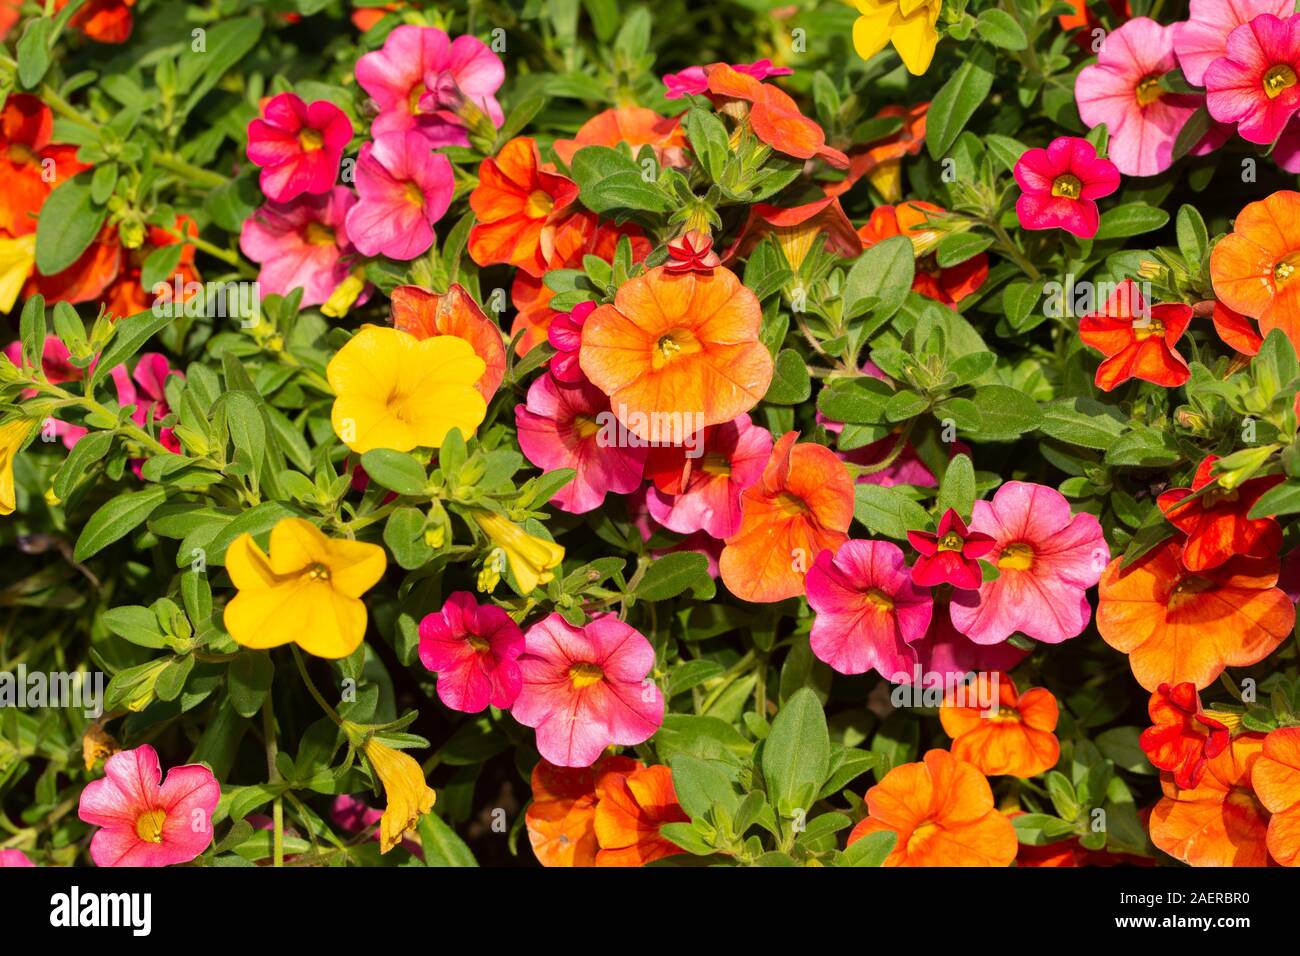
[1140,682,1232,789]
[0,849,33,866]
[0,94,87,237]
[360,737,436,853]
[471,511,565,595]
[327,325,487,454]
[850,0,942,76]
[857,201,987,307]
[103,216,201,319]
[1097,539,1294,690]
[511,613,663,768]
[804,539,933,677]
[0,418,35,517]
[547,300,596,384]
[331,794,422,858]
[949,481,1108,646]
[418,591,524,713]
[1157,455,1284,571]
[908,602,1029,685]
[720,431,855,603]
[1209,190,1300,352]
[525,755,639,866]
[77,745,220,867]
[1204,14,1300,145]
[664,231,721,274]
[239,187,360,307]
[579,265,772,440]
[643,413,772,539]
[592,763,690,866]
[704,64,850,168]
[1172,0,1294,86]
[907,508,996,590]
[56,0,135,43]
[727,197,862,272]
[940,674,1060,778]
[826,102,928,203]
[345,131,455,261]
[846,749,1018,866]
[246,93,352,203]
[1211,301,1264,355]
[389,283,507,400]
[662,59,792,98]
[515,371,647,514]
[1014,137,1119,239]
[224,517,387,659]
[1149,732,1271,867]
[1252,727,1300,866]
[1078,279,1193,391]
[552,106,689,168]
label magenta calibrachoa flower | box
[547,300,597,385]
[77,745,220,867]
[511,613,663,768]
[515,372,647,514]
[246,92,353,203]
[805,539,933,678]
[0,849,33,867]
[907,508,995,590]
[345,131,454,261]
[1013,136,1119,239]
[1173,0,1295,86]
[239,186,361,307]
[908,602,1029,685]
[950,482,1108,646]
[418,591,524,713]
[1205,13,1300,145]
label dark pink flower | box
[907,508,996,590]
[344,131,454,261]
[418,591,524,713]
[246,92,352,202]
[1205,13,1300,145]
[0,849,33,866]
[1013,136,1119,239]
[904,601,1029,686]
[547,300,597,385]
[1173,0,1294,86]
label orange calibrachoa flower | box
[857,201,987,307]
[1097,539,1294,691]
[55,0,136,43]
[102,217,201,319]
[579,265,772,439]
[846,749,1018,867]
[1252,727,1300,866]
[1078,280,1193,391]
[1211,301,1263,356]
[468,136,581,278]
[552,106,689,169]
[1210,189,1300,352]
[939,674,1060,778]
[719,431,854,603]
[1140,682,1231,789]
[704,63,849,169]
[389,283,506,400]
[826,102,928,202]
[726,196,862,272]
[30,224,122,306]
[593,763,689,867]
[1149,732,1271,867]
[0,94,88,237]
[525,755,637,867]
[1157,455,1284,572]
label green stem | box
[988,220,1041,282]
[261,694,284,868]
[153,152,229,190]
[291,645,344,726]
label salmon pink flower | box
[515,372,647,514]
[77,744,220,867]
[1157,455,1284,571]
[1078,279,1192,391]
[552,106,688,169]
[846,749,1018,867]
[512,613,663,768]
[940,674,1060,778]
[0,94,87,237]
[1252,727,1300,866]
[246,93,352,203]
[907,508,996,590]
[1097,540,1294,690]
[720,431,855,603]
[804,539,933,677]
[857,201,986,307]
[345,131,454,261]
[644,413,773,539]
[547,300,596,384]
[239,187,360,307]
[949,481,1107,646]
[704,64,849,168]
[389,283,506,400]
[1140,682,1232,789]
[418,591,524,713]
[524,755,638,866]
[1205,14,1300,145]
[664,231,721,275]
[594,763,689,866]
[1209,190,1300,350]
[355,25,504,146]
[1173,0,1294,86]
[1014,137,1119,239]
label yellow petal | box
[267,517,332,575]
[891,8,939,75]
[293,584,369,659]
[224,532,278,590]
[852,9,896,62]
[0,418,36,517]
[324,537,388,598]
[363,739,436,854]
[223,577,314,650]
[0,234,35,314]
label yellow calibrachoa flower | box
[472,511,565,594]
[0,234,35,313]
[851,0,942,76]
[326,325,487,455]
[0,417,36,516]
[223,517,387,659]
[362,737,436,853]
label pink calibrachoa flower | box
[907,508,996,590]
[355,24,504,146]
[418,591,524,713]
[0,849,33,866]
[515,371,647,514]
[907,601,1029,685]
[1013,136,1119,239]
[344,131,454,261]
[662,58,792,98]
[1173,0,1294,86]
[950,481,1108,646]
[547,300,597,385]
[240,186,361,307]
[511,613,664,768]
[246,92,352,203]
[110,353,183,473]
[1204,13,1300,145]
[644,414,773,539]
[805,539,934,678]
[1076,18,1228,178]
[77,744,220,867]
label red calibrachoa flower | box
[664,231,720,274]
[1014,136,1120,239]
[0,94,88,237]
[1253,727,1300,866]
[56,0,136,44]
[907,508,995,590]
[389,283,507,400]
[704,63,849,169]
[1140,682,1232,789]
[1157,455,1284,571]
[1078,280,1193,391]
[1211,301,1264,356]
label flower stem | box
[260,694,284,868]
[153,152,230,190]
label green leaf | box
[841,830,897,866]
[936,453,976,517]
[968,384,1042,440]
[1175,204,1209,269]
[927,45,996,159]
[89,309,175,388]
[763,349,811,404]
[854,484,931,539]
[936,232,993,268]
[843,236,914,320]
[227,653,275,718]
[1094,203,1169,241]
[16,18,53,89]
[1038,397,1128,449]
[35,172,107,276]
[418,812,478,867]
[384,506,434,570]
[570,146,673,213]
[635,552,710,601]
[359,449,429,496]
[974,9,1028,50]
[223,392,267,479]
[761,688,831,817]
[179,17,265,116]
[102,605,168,649]
[74,485,168,561]
[1250,480,1300,518]
[670,754,740,821]
[54,430,114,500]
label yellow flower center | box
[408,85,426,115]
[937,532,964,552]
[8,143,38,166]
[907,819,939,854]
[135,808,167,844]
[404,182,426,208]
[865,587,895,611]
[1135,75,1164,107]
[1169,574,1215,609]
[1264,64,1298,99]
[1132,317,1165,340]
[997,542,1034,571]
[1273,256,1300,286]
[304,222,335,246]
[776,491,810,516]
[467,634,491,653]
[1050,175,1082,199]
[569,662,604,689]
[700,453,732,477]
[652,328,702,369]
[306,562,331,582]
[298,128,324,151]
[573,414,602,439]
[525,190,554,219]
